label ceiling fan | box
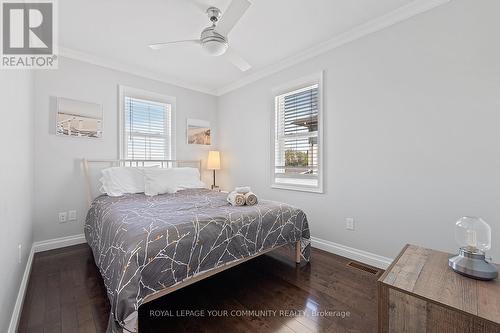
[149,0,252,72]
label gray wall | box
[217,0,500,260]
[33,57,218,242]
[0,72,34,331]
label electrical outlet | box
[345,217,355,231]
[68,210,77,221]
[59,212,67,223]
[18,244,22,264]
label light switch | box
[345,217,355,231]
[68,210,77,221]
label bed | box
[82,159,311,333]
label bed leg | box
[295,241,301,264]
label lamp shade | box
[207,151,221,170]
[455,216,491,252]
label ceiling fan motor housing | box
[200,26,228,56]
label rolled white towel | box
[227,191,246,206]
[244,192,258,206]
[235,186,251,194]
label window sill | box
[271,184,323,194]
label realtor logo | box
[1,0,58,68]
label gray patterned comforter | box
[84,189,311,332]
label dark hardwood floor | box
[18,244,381,333]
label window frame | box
[118,85,176,160]
[270,72,324,193]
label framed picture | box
[187,118,211,145]
[56,97,102,138]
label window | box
[272,74,323,192]
[119,86,176,160]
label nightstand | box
[378,244,500,332]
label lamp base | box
[211,170,217,190]
[448,247,498,281]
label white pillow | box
[143,168,179,196]
[173,167,206,189]
[143,167,206,196]
[99,167,147,197]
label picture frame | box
[187,118,211,145]
[56,97,103,138]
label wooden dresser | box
[378,244,500,333]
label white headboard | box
[82,158,202,206]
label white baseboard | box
[8,246,35,333]
[33,234,86,253]
[311,236,393,269]
[8,234,87,332]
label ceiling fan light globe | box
[202,40,228,56]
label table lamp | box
[448,216,498,280]
[207,151,220,190]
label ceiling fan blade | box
[215,0,251,36]
[187,0,214,13]
[225,47,251,72]
[149,39,200,50]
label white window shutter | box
[273,82,322,191]
[123,97,172,160]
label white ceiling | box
[60,0,415,94]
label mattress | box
[84,188,311,332]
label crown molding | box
[216,0,451,96]
[58,0,450,97]
[59,47,218,96]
